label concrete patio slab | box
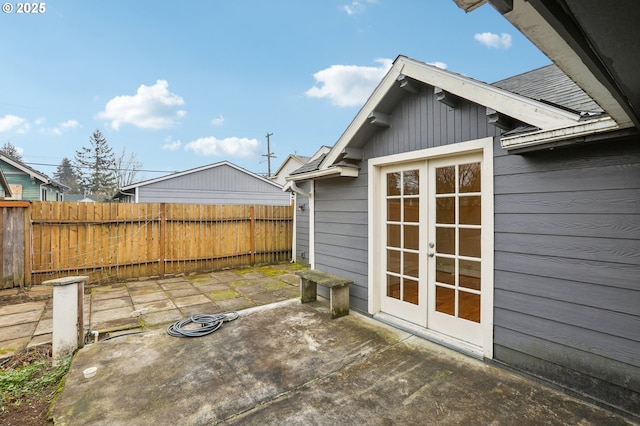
[51,300,632,426]
[173,294,211,308]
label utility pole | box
[263,132,276,177]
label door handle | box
[428,242,435,257]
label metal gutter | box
[500,116,621,151]
[285,166,359,182]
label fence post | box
[249,206,255,265]
[24,201,31,287]
[159,203,166,277]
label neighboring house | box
[0,154,65,201]
[270,154,310,186]
[114,161,291,206]
[286,52,639,418]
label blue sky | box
[0,0,550,181]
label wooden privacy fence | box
[1,201,294,288]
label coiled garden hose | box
[166,312,239,337]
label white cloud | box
[474,32,512,49]
[162,136,182,151]
[96,80,186,130]
[211,115,224,127]
[184,136,260,158]
[342,0,377,15]
[0,114,29,133]
[305,58,393,107]
[40,119,81,135]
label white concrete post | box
[43,276,88,365]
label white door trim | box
[367,137,494,359]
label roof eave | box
[491,0,637,129]
[320,55,584,172]
[285,166,360,182]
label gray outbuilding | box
[115,161,291,206]
[287,53,639,419]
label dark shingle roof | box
[492,64,603,114]
[290,154,326,175]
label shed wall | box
[492,136,640,414]
[135,164,290,205]
[308,82,640,414]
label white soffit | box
[502,0,634,129]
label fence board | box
[14,201,293,286]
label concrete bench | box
[295,269,353,319]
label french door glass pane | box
[459,163,481,193]
[436,286,455,315]
[459,228,481,258]
[387,199,401,222]
[404,279,419,304]
[459,291,480,322]
[403,170,419,195]
[404,225,419,250]
[387,224,400,247]
[459,259,481,291]
[387,249,400,274]
[387,275,400,299]
[436,197,455,224]
[459,196,481,225]
[436,166,455,194]
[404,252,419,277]
[404,198,419,222]
[436,257,455,285]
[436,227,455,254]
[387,172,401,196]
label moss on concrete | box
[208,289,240,301]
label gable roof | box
[120,160,283,192]
[492,64,603,115]
[288,55,605,181]
[0,153,64,190]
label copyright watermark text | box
[2,2,46,14]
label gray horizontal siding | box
[493,137,640,412]
[136,164,290,205]
[314,173,369,313]
[138,187,290,205]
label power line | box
[25,161,177,174]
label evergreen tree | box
[53,157,81,194]
[74,129,117,197]
[0,141,23,161]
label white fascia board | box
[503,0,633,128]
[399,57,581,129]
[501,116,619,150]
[285,166,359,182]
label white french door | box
[377,150,487,349]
